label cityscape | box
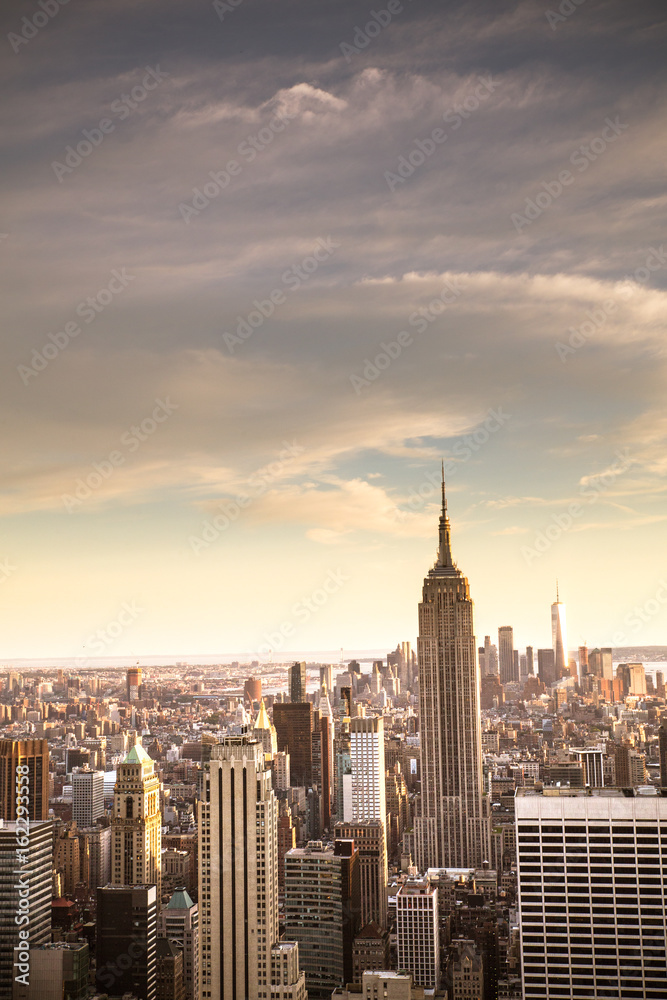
[2,488,666,999]
[3,1,667,999]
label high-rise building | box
[614,745,647,787]
[273,702,313,786]
[0,739,49,822]
[498,627,516,685]
[126,666,142,702]
[526,645,534,676]
[289,662,307,703]
[72,768,105,828]
[537,649,556,688]
[660,723,667,787]
[396,880,440,989]
[285,839,360,999]
[12,941,89,1000]
[96,884,157,1000]
[335,819,388,929]
[158,887,199,1000]
[415,476,489,870]
[571,745,606,787]
[111,743,162,896]
[616,662,647,697]
[0,819,52,1000]
[516,786,667,1000]
[448,938,484,1000]
[156,937,184,1000]
[79,824,111,890]
[588,648,613,680]
[551,585,568,677]
[349,716,386,824]
[198,735,306,1000]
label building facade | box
[395,880,440,989]
[415,477,490,870]
[516,787,667,999]
[96,883,157,1000]
[111,743,162,896]
[72,768,105,828]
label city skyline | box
[2,0,667,659]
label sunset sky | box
[2,0,667,660]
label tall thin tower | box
[551,582,568,678]
[415,470,489,870]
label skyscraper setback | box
[415,474,489,870]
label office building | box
[285,839,361,998]
[660,723,667,787]
[72,768,105,827]
[415,475,490,869]
[516,786,667,999]
[551,586,568,677]
[111,743,162,896]
[616,663,647,697]
[0,739,49,821]
[396,880,440,989]
[126,666,142,702]
[158,887,199,1000]
[79,824,111,890]
[198,735,306,1000]
[335,819,387,929]
[571,745,606,787]
[588,648,613,681]
[96,883,157,1000]
[537,649,556,688]
[448,938,484,1000]
[614,745,647,787]
[498,627,516,685]
[349,716,386,824]
[0,819,52,1000]
[12,942,89,1000]
[156,937,185,1000]
[289,662,307,703]
[273,702,313,786]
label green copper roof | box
[167,887,194,910]
[122,743,151,765]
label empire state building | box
[415,473,489,870]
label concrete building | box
[12,942,89,1000]
[352,921,390,982]
[0,740,49,822]
[111,743,162,896]
[72,768,105,828]
[516,786,667,999]
[0,819,52,1000]
[96,883,157,1000]
[157,887,199,1000]
[415,476,489,870]
[333,970,429,999]
[156,937,184,1000]
[335,819,388,929]
[198,736,305,1000]
[396,880,440,989]
[284,839,361,999]
[79,824,111,890]
[349,716,386,825]
[570,745,606,787]
[448,938,484,1000]
[289,661,307,703]
[498,627,516,686]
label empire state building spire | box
[415,484,490,870]
[434,463,458,576]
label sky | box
[1,0,667,661]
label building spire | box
[556,579,560,603]
[434,462,457,575]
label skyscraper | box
[96,884,157,1000]
[72,769,105,828]
[396,880,441,989]
[415,475,489,870]
[498,626,516,685]
[111,743,162,896]
[516,786,667,999]
[273,701,313,787]
[349,716,386,824]
[198,735,306,1000]
[551,585,568,677]
[158,887,199,1000]
[126,666,142,702]
[0,819,52,1000]
[289,661,307,703]
[285,839,360,998]
[0,739,49,822]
